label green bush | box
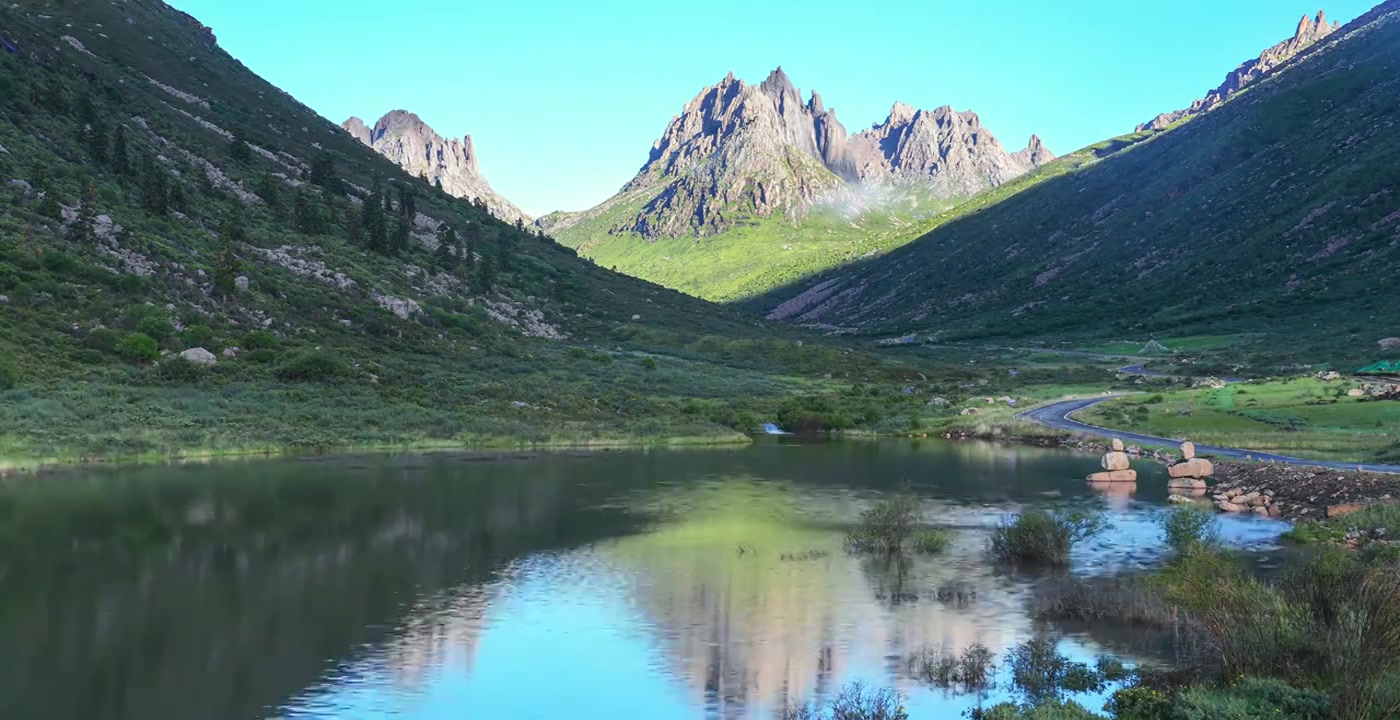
[969,700,1101,720]
[1162,506,1221,555]
[116,333,160,363]
[914,529,950,554]
[158,357,207,384]
[0,354,16,390]
[845,495,920,555]
[783,680,907,720]
[135,315,176,341]
[180,324,219,350]
[568,347,588,359]
[245,348,278,364]
[276,350,348,382]
[1168,677,1330,720]
[990,510,1108,566]
[592,352,614,364]
[83,327,123,353]
[640,356,657,370]
[242,330,279,350]
[69,348,108,365]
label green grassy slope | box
[548,141,1137,303]
[749,1,1400,368]
[0,0,959,467]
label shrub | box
[783,680,907,720]
[969,700,1101,720]
[914,529,950,554]
[1162,506,1221,555]
[135,315,176,341]
[640,356,657,370]
[909,643,995,692]
[0,354,16,390]
[83,327,123,353]
[1169,677,1330,720]
[242,330,279,350]
[845,495,920,555]
[592,352,614,364]
[568,347,588,359]
[990,510,1108,566]
[1030,575,1177,627]
[276,350,347,382]
[158,357,207,383]
[116,332,159,363]
[69,348,107,365]
[245,348,278,364]
[180,324,219,350]
[1005,638,1103,704]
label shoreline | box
[0,432,754,479]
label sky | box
[166,0,1374,217]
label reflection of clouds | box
[600,483,1026,717]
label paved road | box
[1018,396,1400,474]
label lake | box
[0,438,1289,719]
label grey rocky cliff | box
[847,104,1054,197]
[341,110,530,224]
[1137,10,1341,132]
[586,68,1048,239]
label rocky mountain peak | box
[1137,9,1341,132]
[340,111,527,223]
[582,68,1048,238]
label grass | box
[989,510,1109,566]
[1161,506,1222,556]
[1078,378,1400,462]
[843,495,952,556]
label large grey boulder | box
[179,347,218,366]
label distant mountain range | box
[543,67,1051,239]
[341,111,530,224]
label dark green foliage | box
[640,356,657,371]
[308,152,338,190]
[116,333,159,363]
[157,357,207,384]
[908,643,995,692]
[180,324,218,350]
[783,680,908,720]
[990,510,1108,566]
[0,354,17,390]
[135,316,176,342]
[68,183,98,245]
[138,154,168,215]
[241,330,279,350]
[213,221,243,301]
[229,131,252,164]
[110,124,130,175]
[1005,638,1104,704]
[845,495,920,555]
[435,224,457,269]
[275,350,348,382]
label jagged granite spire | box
[340,110,530,223]
[555,67,1048,238]
[847,105,1053,195]
[1137,9,1341,131]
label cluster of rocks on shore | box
[1209,463,1400,521]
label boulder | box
[1252,506,1270,516]
[1111,438,1125,451]
[1216,501,1244,513]
[221,347,238,359]
[960,407,980,416]
[1380,337,1400,351]
[1180,441,1196,460]
[1168,478,1208,491]
[179,347,217,366]
[1347,388,1366,397]
[1087,470,1137,483]
[1168,458,1214,479]
[1327,502,1369,519]
[235,276,250,290]
[1101,451,1131,471]
[1167,494,1195,505]
[1235,492,1261,506]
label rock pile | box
[1087,438,1136,483]
[1213,486,1281,517]
[1166,442,1214,493]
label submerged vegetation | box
[844,495,951,556]
[989,510,1108,566]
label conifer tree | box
[86,118,108,166]
[139,155,169,215]
[229,131,252,164]
[69,183,98,244]
[435,225,457,268]
[110,125,130,176]
[477,253,496,294]
[213,220,244,301]
[462,222,480,270]
[390,216,410,256]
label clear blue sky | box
[167,1,1372,217]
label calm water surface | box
[0,439,1288,719]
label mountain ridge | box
[1137,10,1342,132]
[341,110,530,224]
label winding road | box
[1019,395,1400,475]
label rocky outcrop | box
[847,105,1053,197]
[583,67,1049,238]
[1137,11,1341,132]
[341,111,530,224]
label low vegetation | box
[1161,506,1221,556]
[989,510,1108,566]
[843,495,951,556]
